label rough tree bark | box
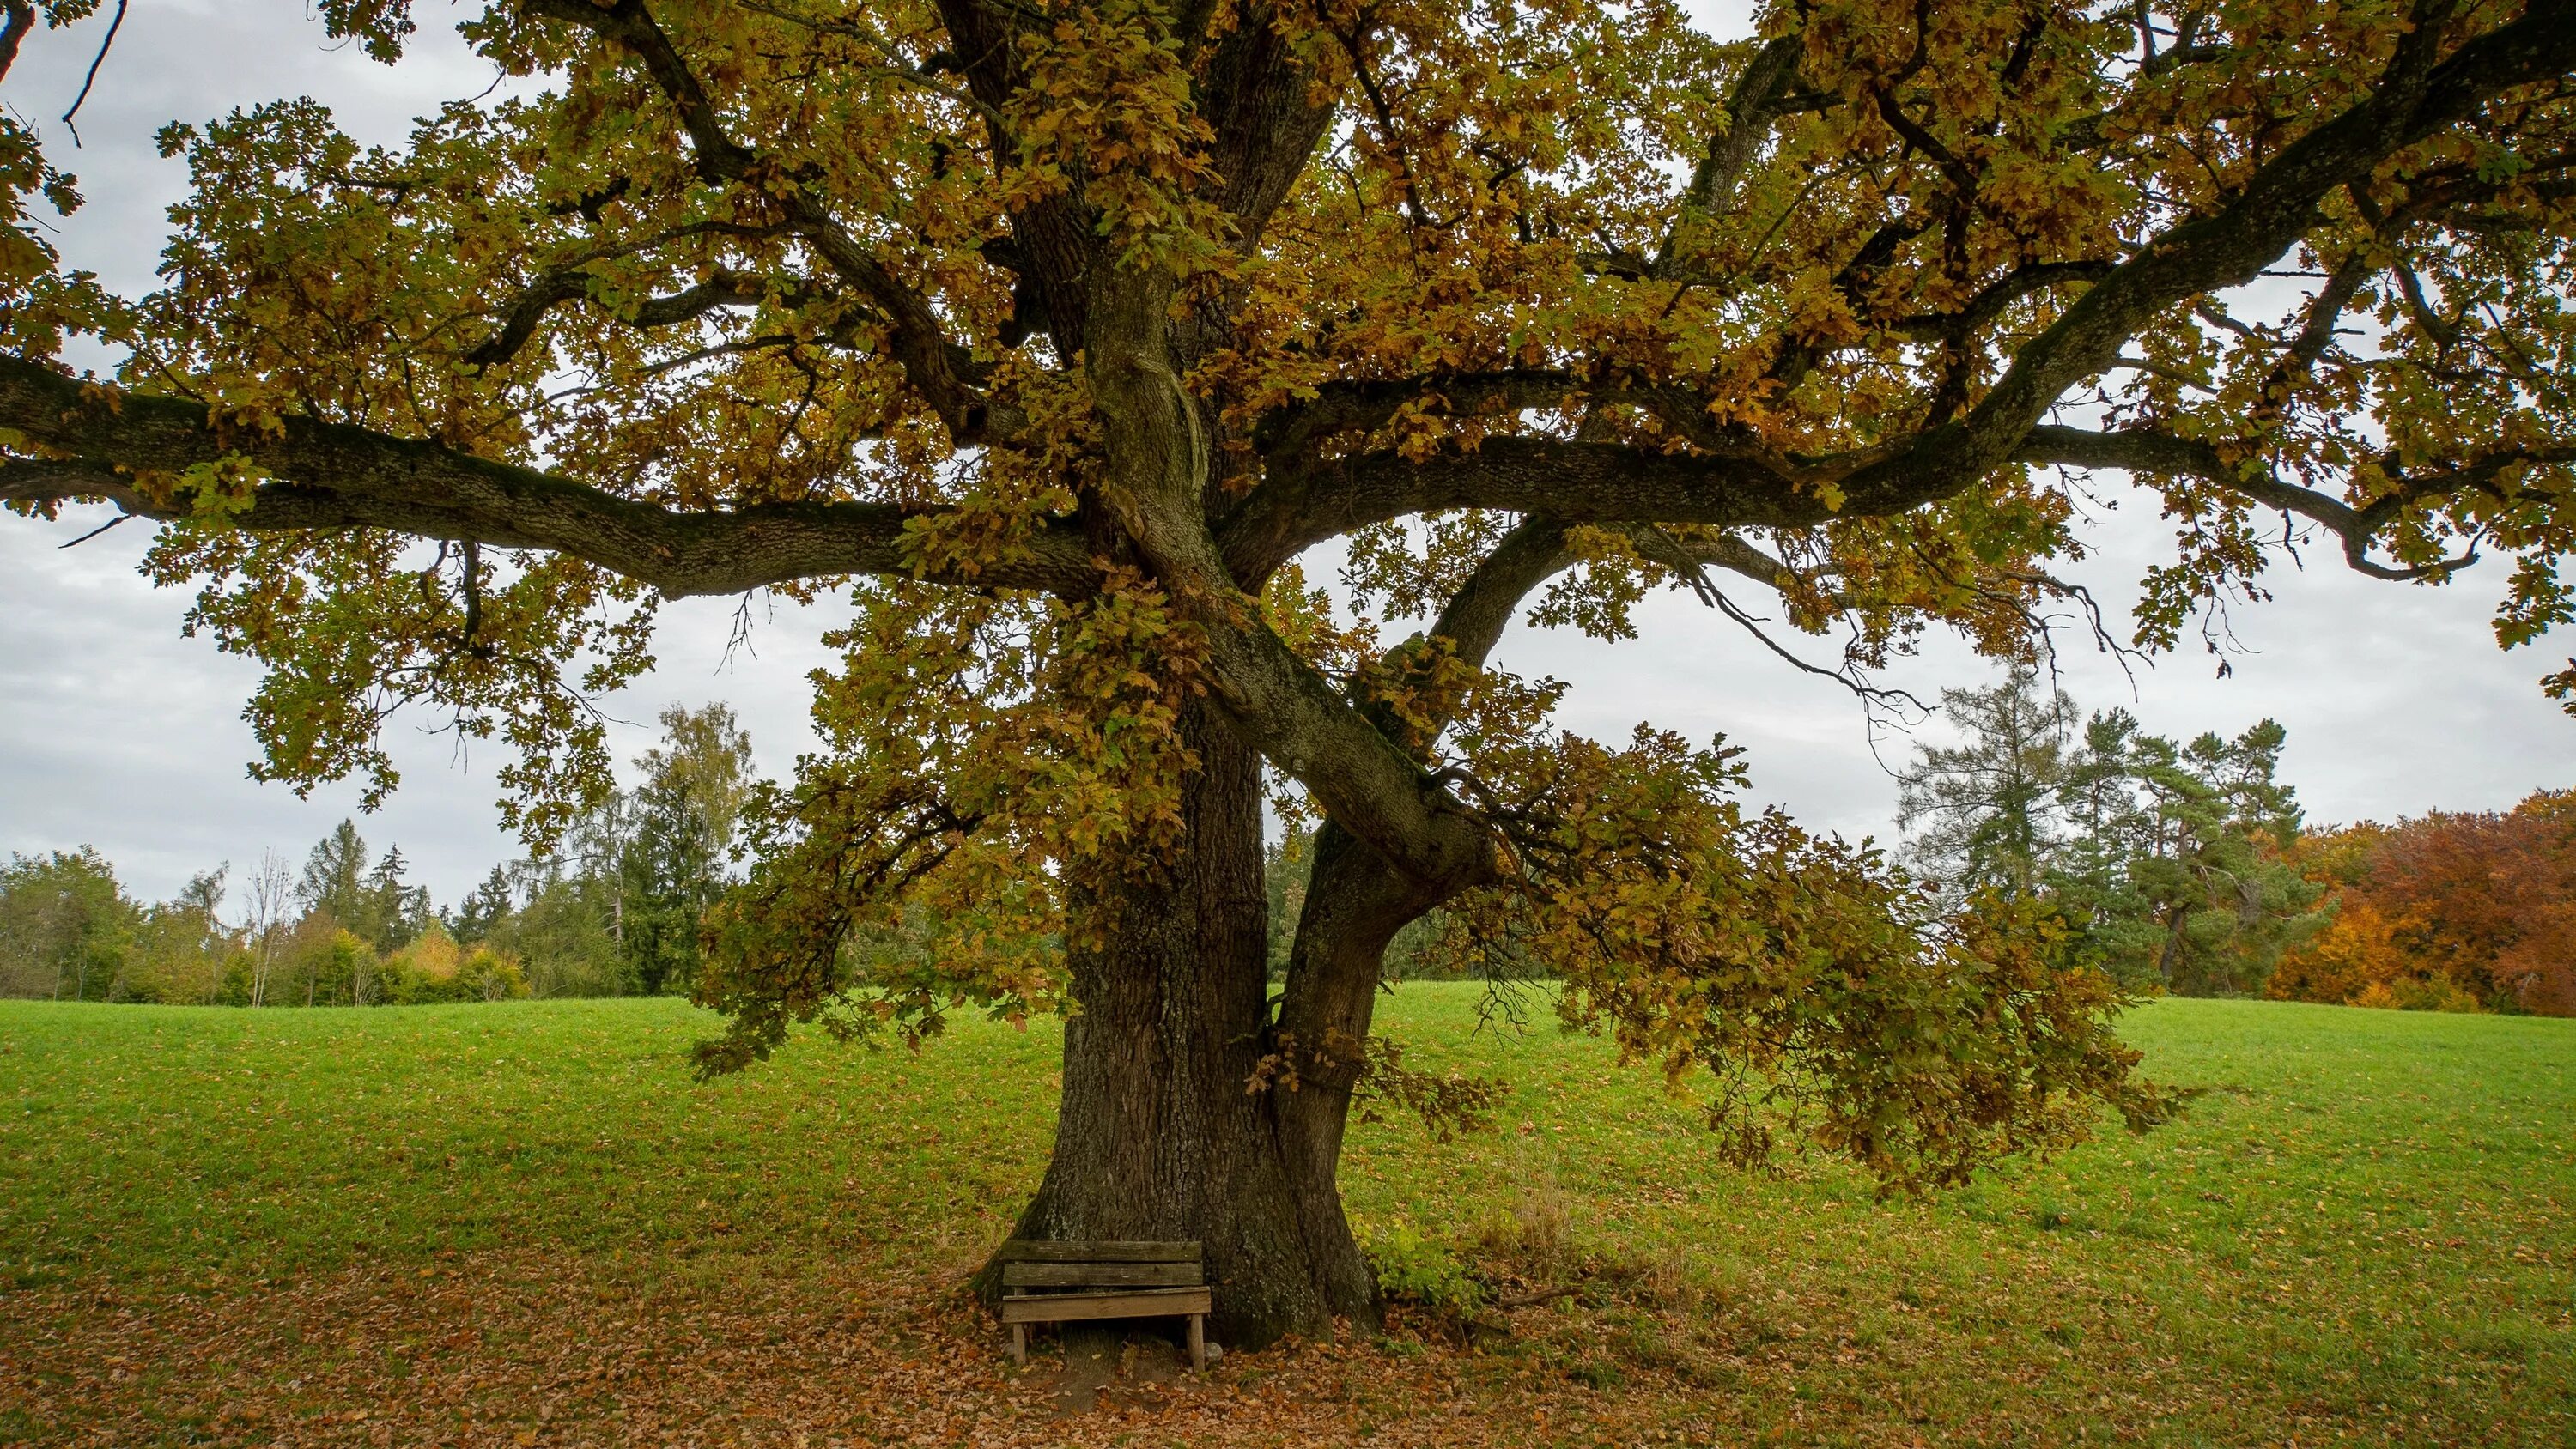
[981,521,1588,1347]
[984,701,1379,1347]
[1271,822,1446,1321]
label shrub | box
[382,925,531,1003]
[1356,1216,1483,1314]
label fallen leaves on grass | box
[0,1251,1712,1448]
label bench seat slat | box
[1001,1260,1204,1289]
[1001,1287,1213,1324]
[993,1240,1202,1264]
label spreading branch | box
[2018,424,2567,581]
[1238,2,2576,567]
[520,0,999,440]
[0,360,1091,597]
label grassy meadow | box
[0,987,2568,1446]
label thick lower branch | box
[0,360,1091,597]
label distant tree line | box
[0,705,755,1006]
[17,683,2563,1019]
[1902,667,2572,1016]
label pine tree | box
[2117,724,2325,996]
[1898,664,2074,902]
[364,846,434,953]
[1905,678,2327,994]
[296,822,370,932]
[617,705,756,995]
[449,867,515,945]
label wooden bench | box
[997,1240,1212,1370]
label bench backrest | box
[997,1240,1204,1293]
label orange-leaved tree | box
[2275,793,2576,1014]
[6,0,2575,1341]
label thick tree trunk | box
[986,701,1377,1349]
[1270,819,1449,1317]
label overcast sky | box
[3,3,2567,909]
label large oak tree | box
[4,0,2571,1343]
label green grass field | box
[1,988,2569,1446]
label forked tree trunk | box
[986,701,1379,1348]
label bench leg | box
[1010,1322,1027,1367]
[1187,1313,1206,1373]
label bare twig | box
[55,512,131,549]
[58,0,130,147]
